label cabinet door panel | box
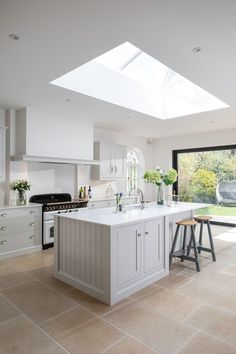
[117,223,141,286]
[113,146,126,178]
[100,145,112,179]
[144,219,164,273]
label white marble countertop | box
[0,203,42,210]
[56,202,209,226]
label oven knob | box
[69,210,72,212]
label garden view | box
[178,149,236,222]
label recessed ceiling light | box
[51,42,228,120]
[9,33,20,40]
[192,46,202,53]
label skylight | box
[51,42,229,119]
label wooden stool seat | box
[169,219,200,272]
[194,215,212,222]
[192,215,216,262]
[176,220,198,226]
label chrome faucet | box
[129,187,145,209]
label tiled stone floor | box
[0,225,236,353]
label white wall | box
[0,109,6,205]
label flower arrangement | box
[9,179,31,205]
[9,179,31,191]
[144,168,177,186]
[144,167,177,205]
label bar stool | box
[169,219,200,272]
[193,216,216,262]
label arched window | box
[127,148,145,191]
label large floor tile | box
[40,306,96,340]
[0,315,67,354]
[178,331,236,354]
[0,271,32,291]
[192,268,236,292]
[58,318,123,354]
[2,280,76,324]
[136,286,201,320]
[28,265,72,293]
[0,295,21,323]
[104,335,159,353]
[186,304,236,345]
[221,264,236,276]
[177,279,236,313]
[64,287,130,315]
[129,284,160,301]
[104,301,196,354]
[157,272,190,290]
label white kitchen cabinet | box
[117,223,141,286]
[144,218,164,273]
[92,142,127,180]
[0,205,42,259]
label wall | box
[77,128,154,201]
[0,109,6,205]
[7,111,153,202]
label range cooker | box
[29,193,87,249]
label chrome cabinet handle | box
[145,231,149,235]
[29,235,35,239]
[111,166,114,174]
[29,222,35,227]
[0,240,7,245]
[136,231,141,237]
[29,210,36,214]
[0,227,7,231]
[1,213,7,217]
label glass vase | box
[17,190,27,206]
[156,185,164,205]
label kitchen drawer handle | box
[145,231,149,235]
[114,166,117,173]
[0,226,7,231]
[29,222,35,227]
[0,240,7,245]
[1,213,7,217]
[29,210,36,214]
[29,235,35,239]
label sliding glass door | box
[173,145,236,225]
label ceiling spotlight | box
[192,46,202,53]
[9,33,20,40]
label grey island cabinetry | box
[54,202,206,305]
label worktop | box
[54,202,207,305]
[0,203,42,210]
[56,202,207,226]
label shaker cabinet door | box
[100,144,113,179]
[117,223,141,286]
[144,219,164,273]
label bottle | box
[88,186,92,199]
[84,186,87,199]
[79,187,84,199]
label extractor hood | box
[11,154,100,165]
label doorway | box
[173,145,236,226]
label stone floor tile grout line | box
[100,334,127,354]
[175,329,200,354]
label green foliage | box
[9,179,31,191]
[144,168,177,186]
[178,149,236,203]
[191,169,217,203]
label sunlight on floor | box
[215,227,236,242]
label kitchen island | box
[54,202,206,305]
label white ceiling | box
[0,0,235,139]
